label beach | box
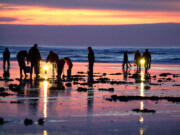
[0,61,180,135]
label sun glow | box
[0,3,180,25]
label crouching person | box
[17,50,28,79]
[64,57,73,80]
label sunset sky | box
[0,0,180,46]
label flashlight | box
[43,65,49,74]
[140,58,145,65]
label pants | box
[3,59,10,70]
[30,62,40,78]
[57,62,65,79]
[18,60,26,77]
[88,62,94,74]
[67,65,72,80]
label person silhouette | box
[88,47,95,75]
[122,51,131,69]
[17,50,28,79]
[64,57,73,80]
[134,50,141,71]
[3,48,10,70]
[28,44,41,79]
[46,50,59,77]
[143,49,151,71]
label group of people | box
[2,45,151,80]
[2,45,95,80]
[122,49,151,72]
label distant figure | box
[88,47,95,74]
[28,44,41,79]
[143,49,151,71]
[134,50,141,71]
[3,48,10,70]
[57,59,65,80]
[64,57,73,80]
[17,50,28,78]
[122,51,131,69]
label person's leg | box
[7,59,10,69]
[89,62,94,74]
[3,60,5,70]
[34,63,39,78]
[67,68,71,80]
[34,62,40,78]
[30,63,34,79]
[20,67,23,78]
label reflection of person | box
[57,59,65,80]
[134,50,141,71]
[88,47,95,74]
[17,51,28,78]
[28,44,41,79]
[64,57,73,80]
[3,48,10,70]
[122,52,131,69]
[143,49,151,71]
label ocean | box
[0,45,180,64]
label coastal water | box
[0,45,180,64]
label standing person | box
[17,50,28,78]
[64,57,73,80]
[143,49,151,71]
[134,50,141,71]
[28,44,41,79]
[122,51,131,69]
[3,48,10,70]
[88,47,95,74]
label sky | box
[0,0,180,46]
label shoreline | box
[0,61,180,135]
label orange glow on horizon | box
[0,3,180,25]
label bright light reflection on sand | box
[43,81,48,119]
[139,70,145,134]
[43,130,48,135]
[140,128,144,135]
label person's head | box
[50,50,53,54]
[88,46,92,52]
[5,48,8,51]
[34,43,38,48]
[145,49,148,52]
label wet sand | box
[0,61,180,135]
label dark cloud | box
[0,17,17,22]
[0,0,180,11]
[0,23,180,47]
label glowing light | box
[141,71,144,82]
[43,130,48,135]
[43,65,49,74]
[140,82,144,97]
[140,58,145,65]
[140,101,144,110]
[43,81,48,119]
[140,128,144,135]
[139,116,144,123]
